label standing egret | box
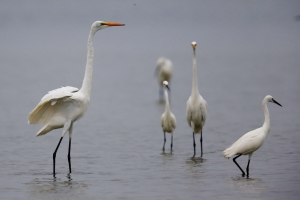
[28,21,125,176]
[186,41,207,157]
[155,57,173,100]
[223,95,282,177]
[160,81,176,152]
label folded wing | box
[28,86,79,124]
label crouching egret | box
[28,21,125,176]
[223,95,282,177]
[186,41,208,157]
[161,81,176,152]
[155,57,173,100]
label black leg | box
[246,159,251,178]
[53,137,63,176]
[170,135,173,152]
[192,132,196,157]
[68,137,72,173]
[200,131,203,157]
[233,154,245,176]
[162,132,166,151]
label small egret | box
[28,21,125,176]
[160,81,176,152]
[155,57,173,100]
[186,41,208,157]
[223,95,282,177]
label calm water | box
[0,1,300,199]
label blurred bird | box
[223,95,282,177]
[155,57,173,100]
[28,21,125,176]
[160,81,176,152]
[186,41,207,157]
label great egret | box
[160,81,176,152]
[186,41,207,158]
[223,95,282,177]
[155,57,173,100]
[28,21,125,176]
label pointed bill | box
[272,98,282,107]
[102,21,125,26]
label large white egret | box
[160,81,176,152]
[186,41,208,158]
[223,95,282,177]
[28,21,125,176]
[155,57,173,100]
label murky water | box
[0,1,300,199]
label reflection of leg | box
[170,135,173,152]
[233,154,245,176]
[53,137,63,176]
[162,132,166,151]
[192,132,196,157]
[246,159,251,178]
[200,131,203,157]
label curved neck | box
[262,99,270,134]
[164,88,171,114]
[192,48,199,97]
[80,28,96,97]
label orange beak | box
[102,21,125,26]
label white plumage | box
[223,95,282,177]
[186,41,208,157]
[155,57,173,100]
[160,81,176,152]
[28,21,124,176]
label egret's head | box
[163,81,170,91]
[191,41,197,49]
[265,95,282,107]
[92,21,125,32]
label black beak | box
[272,98,282,107]
[166,85,170,91]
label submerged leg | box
[246,159,251,178]
[200,131,203,157]
[192,132,196,157]
[53,137,63,176]
[67,123,73,174]
[170,134,173,152]
[233,154,245,176]
[162,132,166,151]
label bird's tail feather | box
[222,147,236,159]
[36,125,52,137]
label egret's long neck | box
[192,48,199,98]
[262,99,270,135]
[80,28,96,98]
[164,88,171,114]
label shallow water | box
[0,1,300,199]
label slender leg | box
[53,137,63,176]
[200,131,203,157]
[192,132,196,157]
[246,159,251,178]
[170,135,173,152]
[233,154,245,176]
[162,132,166,151]
[67,123,73,174]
